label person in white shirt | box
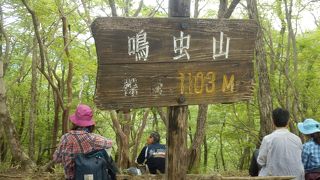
[257,108,304,180]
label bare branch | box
[0,4,10,75]
[22,0,65,110]
[110,110,126,139]
[224,0,241,18]
[148,0,164,17]
[133,0,143,17]
[311,13,320,27]
[194,0,199,18]
[149,0,167,17]
[198,0,209,17]
[21,0,45,71]
[80,0,93,27]
[124,0,130,17]
[131,109,150,162]
[156,107,167,127]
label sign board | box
[91,17,258,109]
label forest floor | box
[0,167,249,180]
[0,168,246,180]
[0,168,64,180]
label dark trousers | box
[306,172,320,180]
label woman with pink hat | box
[53,104,113,180]
[298,118,320,180]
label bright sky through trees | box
[143,0,319,32]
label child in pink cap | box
[53,104,113,180]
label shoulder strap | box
[145,146,149,159]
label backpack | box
[74,149,117,180]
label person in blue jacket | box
[136,131,166,174]
[298,118,320,180]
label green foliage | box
[295,30,320,117]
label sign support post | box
[166,0,190,180]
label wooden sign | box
[91,17,258,109]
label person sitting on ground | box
[298,118,320,180]
[53,104,113,180]
[136,131,166,174]
[257,108,304,179]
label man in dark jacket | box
[249,149,261,176]
[136,131,166,174]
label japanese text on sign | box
[128,30,230,61]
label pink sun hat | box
[69,104,95,127]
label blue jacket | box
[137,143,166,174]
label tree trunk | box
[110,110,131,169]
[0,67,35,170]
[284,0,301,135]
[188,126,193,144]
[238,147,250,170]
[124,0,130,17]
[217,0,241,19]
[203,135,208,172]
[121,112,131,168]
[36,139,42,164]
[59,6,72,134]
[246,0,274,139]
[131,109,150,165]
[168,0,191,17]
[167,106,188,180]
[152,109,159,132]
[107,0,118,17]
[237,102,256,170]
[187,104,207,173]
[218,0,227,18]
[0,131,7,162]
[214,151,219,170]
[0,3,35,170]
[22,0,66,126]
[186,0,242,173]
[28,36,38,160]
[0,111,7,163]
[18,98,26,140]
[219,117,226,171]
[271,0,286,108]
[51,93,60,157]
[21,2,69,161]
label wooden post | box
[169,0,191,17]
[167,106,188,180]
[166,1,190,180]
